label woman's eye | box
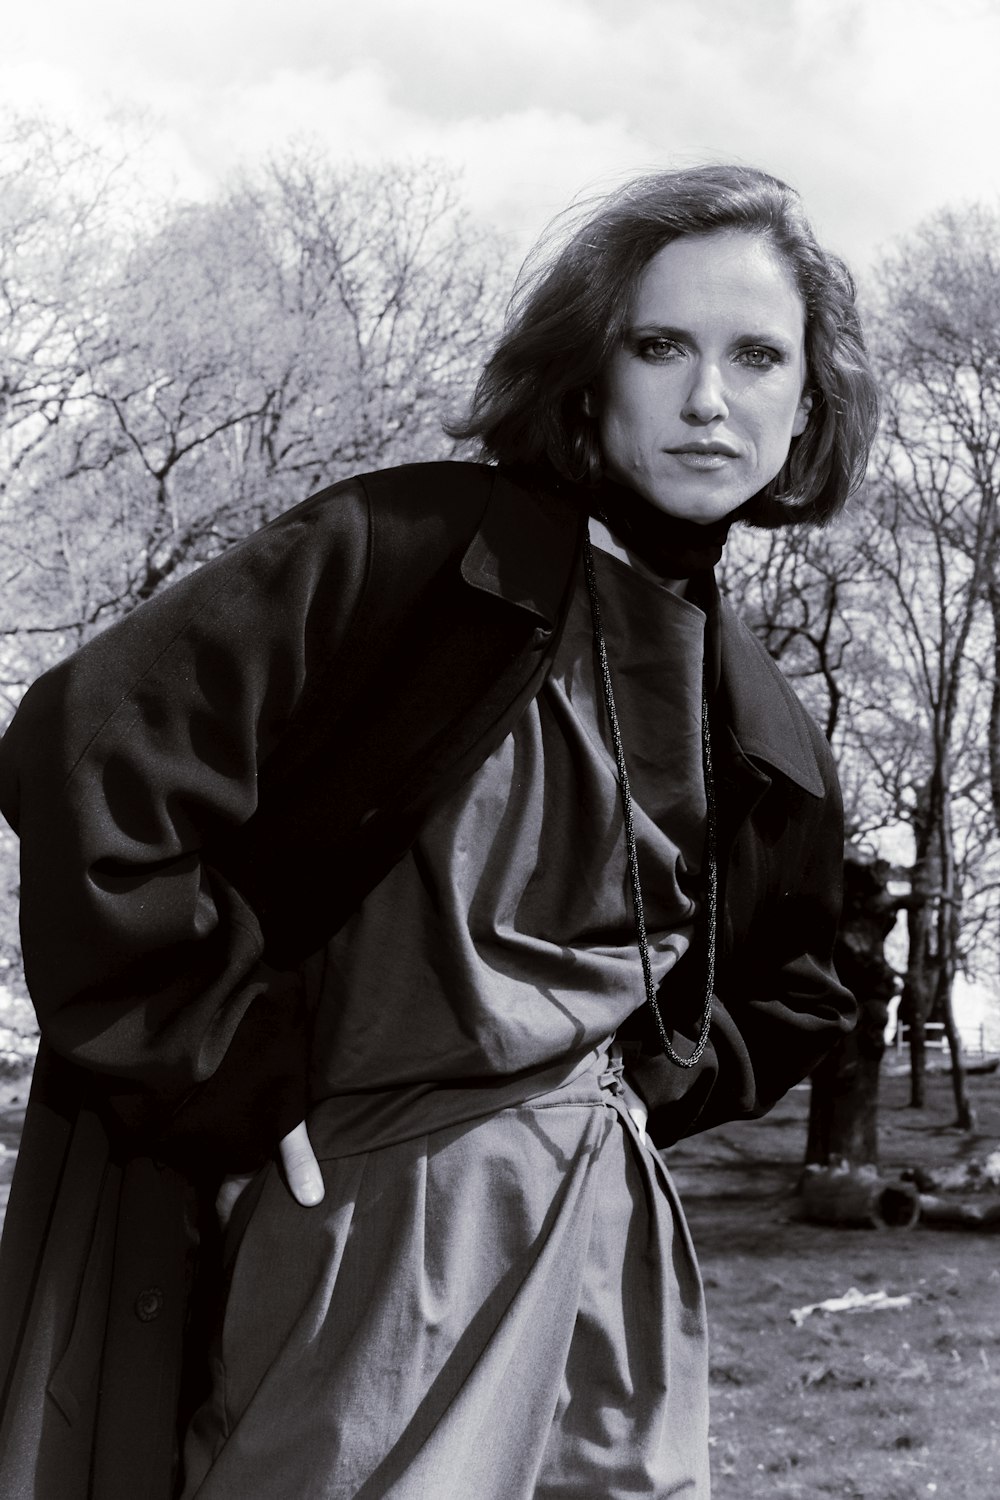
[638,338,683,363]
[737,346,782,369]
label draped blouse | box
[307,538,708,1147]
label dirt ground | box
[1,1061,998,1496]
[667,1067,1000,1498]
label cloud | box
[5,0,1000,271]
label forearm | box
[623,962,855,1149]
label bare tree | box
[723,196,1000,1134]
[0,115,122,496]
[859,207,1000,1122]
[0,147,508,684]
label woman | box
[0,165,878,1498]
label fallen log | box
[798,1167,921,1229]
[918,1194,1000,1230]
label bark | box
[799,1169,920,1230]
[806,1028,884,1166]
[806,850,898,1167]
[904,1002,928,1109]
[898,786,938,1109]
[930,794,977,1130]
[986,555,1000,841]
[937,848,976,1129]
[919,1196,1000,1229]
[942,1003,976,1131]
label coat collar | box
[460,469,585,626]
[459,466,827,799]
[715,590,827,798]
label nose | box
[681,361,729,425]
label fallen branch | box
[790,1287,914,1327]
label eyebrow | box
[627,322,795,349]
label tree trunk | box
[906,1003,928,1109]
[936,811,975,1130]
[900,803,937,1109]
[943,1006,975,1130]
[806,848,896,1168]
[986,576,1000,841]
[806,1032,883,1166]
[933,941,975,1128]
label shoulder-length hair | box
[451,164,880,525]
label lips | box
[666,449,738,475]
[666,442,740,457]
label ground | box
[667,1067,1000,1499]
[0,1063,29,1231]
[1,1061,998,1496]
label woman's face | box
[595,231,811,524]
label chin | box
[643,490,747,525]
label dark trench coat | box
[0,462,855,1498]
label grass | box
[667,1068,1000,1498]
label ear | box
[792,389,813,438]
[582,388,594,417]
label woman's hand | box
[215,1118,325,1228]
[277,1118,325,1206]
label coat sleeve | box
[0,483,370,1172]
[622,729,856,1149]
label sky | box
[5,0,1000,276]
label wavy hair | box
[451,165,879,524]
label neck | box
[587,517,689,595]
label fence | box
[893,1021,995,1056]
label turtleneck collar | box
[589,479,732,580]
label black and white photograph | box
[1,2,999,1496]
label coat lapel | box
[460,470,584,625]
[716,594,826,798]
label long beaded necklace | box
[582,532,717,1068]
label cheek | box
[756,386,810,453]
[597,377,642,455]
[601,368,667,441]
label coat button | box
[135,1287,164,1322]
